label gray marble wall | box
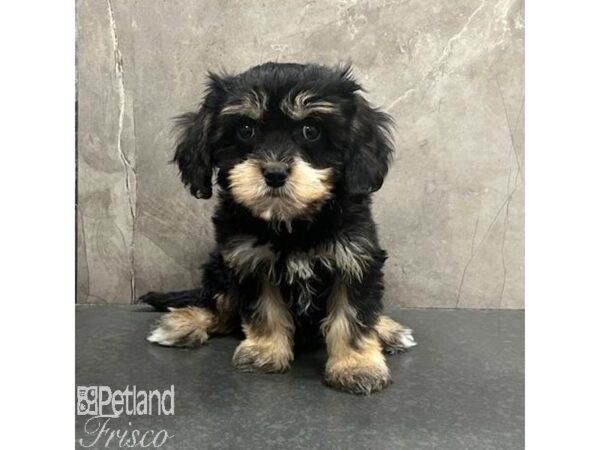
[76,0,524,308]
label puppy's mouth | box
[228,158,333,222]
[265,186,285,197]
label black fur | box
[140,62,396,367]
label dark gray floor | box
[76,306,524,450]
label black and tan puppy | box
[140,62,416,394]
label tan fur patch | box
[375,315,417,352]
[283,235,374,284]
[147,306,215,347]
[233,280,294,372]
[314,235,374,282]
[228,157,333,222]
[220,89,268,120]
[321,280,390,394]
[212,293,235,334]
[320,280,361,355]
[221,236,275,279]
[285,252,315,282]
[281,91,340,120]
[324,333,390,394]
[375,315,403,342]
[147,294,235,347]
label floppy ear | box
[172,106,214,199]
[344,96,394,195]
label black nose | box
[262,163,290,188]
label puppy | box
[140,62,416,394]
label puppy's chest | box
[221,237,329,285]
[221,234,373,287]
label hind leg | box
[375,315,417,354]
[142,250,236,347]
[147,293,234,347]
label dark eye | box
[302,124,321,142]
[236,121,255,141]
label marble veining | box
[76,0,524,308]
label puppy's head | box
[173,63,393,222]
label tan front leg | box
[321,280,390,394]
[233,280,294,373]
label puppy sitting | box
[141,62,416,394]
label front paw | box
[232,338,292,373]
[325,354,391,395]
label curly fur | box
[140,62,416,394]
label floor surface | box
[76,306,524,450]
